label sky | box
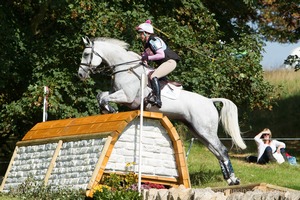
[260,41,300,70]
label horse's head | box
[78,36,104,80]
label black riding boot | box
[150,77,162,108]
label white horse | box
[78,36,246,185]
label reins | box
[111,63,144,80]
[81,42,144,78]
[111,59,141,68]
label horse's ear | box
[82,36,91,46]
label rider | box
[136,19,180,108]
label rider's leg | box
[150,59,177,108]
[151,59,177,79]
[150,77,162,108]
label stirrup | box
[152,100,162,108]
[152,96,162,108]
[146,93,161,108]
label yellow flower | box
[93,184,111,192]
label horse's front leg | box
[97,90,134,113]
[97,91,116,113]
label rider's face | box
[139,32,148,42]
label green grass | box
[185,140,300,190]
[184,70,300,191]
[264,70,300,98]
[249,70,300,137]
[0,195,19,200]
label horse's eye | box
[83,52,90,57]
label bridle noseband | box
[80,42,143,77]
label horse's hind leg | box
[188,125,240,185]
[218,153,240,185]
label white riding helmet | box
[136,19,154,34]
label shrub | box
[92,162,166,199]
[93,187,141,200]
[93,172,141,200]
[7,176,85,200]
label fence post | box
[138,73,145,193]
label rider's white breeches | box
[151,59,177,79]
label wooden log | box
[0,146,19,191]
[86,136,113,197]
[44,140,63,185]
[211,183,262,194]
[16,132,111,146]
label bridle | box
[80,41,107,74]
[80,41,142,77]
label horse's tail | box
[211,98,247,150]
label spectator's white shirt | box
[254,136,286,161]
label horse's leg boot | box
[151,77,162,108]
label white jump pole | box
[138,73,145,193]
[43,86,49,122]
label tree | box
[0,0,280,153]
[255,0,299,42]
[201,0,300,43]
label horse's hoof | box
[227,178,240,186]
[101,110,109,114]
[233,178,240,185]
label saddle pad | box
[161,83,182,100]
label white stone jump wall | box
[2,138,106,192]
[3,143,57,191]
[2,117,179,192]
[106,118,178,177]
[47,138,106,190]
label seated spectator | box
[246,128,288,164]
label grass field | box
[186,69,300,191]
[249,69,300,138]
[185,140,300,190]
[264,69,300,98]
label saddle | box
[145,72,182,107]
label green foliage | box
[201,0,300,43]
[5,175,85,200]
[0,194,19,200]
[0,0,282,156]
[93,187,141,200]
[92,162,165,199]
[103,172,137,190]
[93,169,141,200]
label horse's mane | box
[92,37,129,50]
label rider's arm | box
[148,49,165,61]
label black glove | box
[141,53,148,62]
